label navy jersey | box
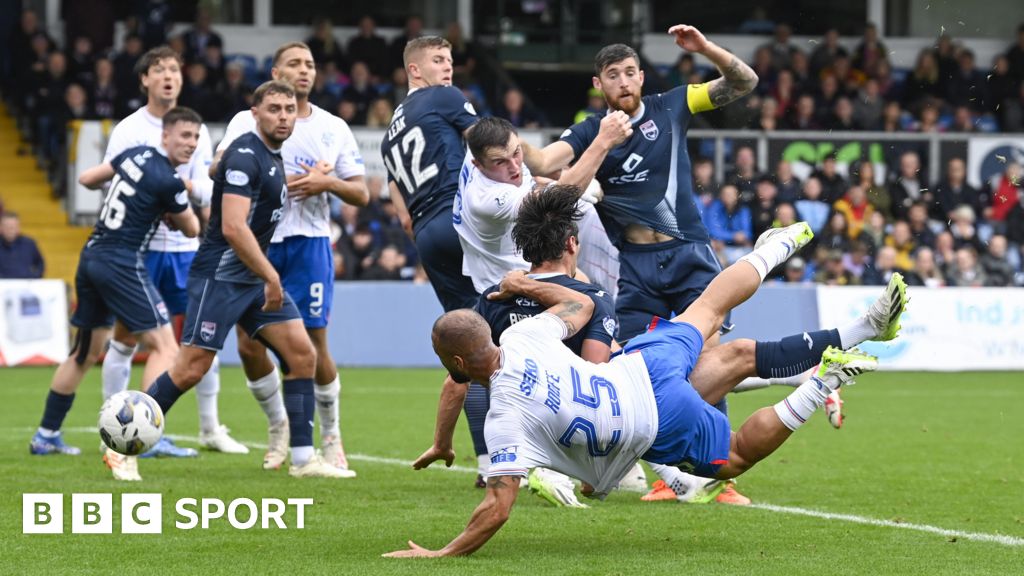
[381,86,477,232]
[560,85,710,246]
[476,274,618,355]
[191,132,287,284]
[86,146,189,255]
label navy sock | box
[712,397,728,417]
[755,329,842,379]
[464,382,490,456]
[40,390,75,431]
[283,378,315,448]
[148,372,185,415]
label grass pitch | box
[1,366,1022,575]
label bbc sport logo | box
[22,494,314,534]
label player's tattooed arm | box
[488,270,595,339]
[707,56,758,108]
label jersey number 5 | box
[557,367,622,457]
[383,126,438,195]
[98,174,137,230]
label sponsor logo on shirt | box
[490,446,518,464]
[226,169,249,187]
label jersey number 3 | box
[384,126,438,195]
[557,367,622,457]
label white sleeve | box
[483,408,541,478]
[216,111,253,153]
[333,119,366,179]
[467,176,530,224]
[103,121,134,163]
[499,312,569,345]
[187,124,214,207]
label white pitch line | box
[41,428,1024,547]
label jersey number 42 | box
[383,126,438,195]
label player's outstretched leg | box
[716,347,878,479]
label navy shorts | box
[145,251,195,316]
[414,213,478,312]
[268,236,334,329]
[72,249,169,333]
[616,239,732,341]
[181,276,301,351]
[627,318,732,478]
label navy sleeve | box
[582,288,617,346]
[558,117,600,162]
[161,173,190,214]
[220,148,261,199]
[474,288,505,346]
[436,86,478,133]
[662,85,691,122]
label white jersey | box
[453,153,535,293]
[576,200,620,300]
[485,313,659,499]
[104,106,214,253]
[217,104,365,242]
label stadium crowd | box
[2,7,1023,286]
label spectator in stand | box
[387,67,409,107]
[790,49,812,91]
[809,28,848,78]
[888,150,931,220]
[905,247,945,287]
[337,100,358,125]
[1007,23,1024,85]
[902,49,944,108]
[90,57,119,119]
[306,18,346,71]
[178,61,224,124]
[947,49,988,112]
[727,145,759,204]
[851,160,891,218]
[447,21,480,81]
[751,46,777,94]
[183,7,223,64]
[824,96,859,131]
[347,15,389,81]
[934,34,959,88]
[574,87,606,124]
[771,69,796,119]
[861,245,905,286]
[819,211,852,252]
[948,205,986,254]
[906,201,938,249]
[1006,189,1024,250]
[781,256,810,284]
[0,212,44,279]
[861,210,888,251]
[934,231,957,272]
[33,52,69,165]
[67,36,96,87]
[136,0,171,49]
[361,245,408,281]
[816,248,857,286]
[884,220,916,271]
[853,78,885,130]
[842,240,872,283]
[761,23,799,71]
[308,69,338,113]
[880,100,905,132]
[220,61,253,119]
[9,10,54,106]
[496,87,544,128]
[774,159,801,204]
[935,157,984,219]
[914,100,942,133]
[166,34,186,61]
[784,93,821,130]
[365,98,394,128]
[692,157,717,211]
[811,153,847,204]
[833,184,875,240]
[795,176,831,234]
[389,15,424,75]
[200,44,226,88]
[950,106,978,133]
[750,175,779,238]
[815,75,841,123]
[981,235,1016,286]
[341,61,378,125]
[704,183,753,265]
[947,247,987,287]
[985,161,1022,223]
[113,34,145,112]
[987,54,1016,127]
[666,53,696,87]
[774,202,799,229]
[852,23,888,75]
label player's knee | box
[237,335,263,361]
[289,342,317,376]
[725,339,757,374]
[140,326,178,355]
[175,354,214,387]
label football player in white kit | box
[212,42,369,473]
[386,220,889,557]
[100,47,247,479]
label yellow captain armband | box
[687,82,715,114]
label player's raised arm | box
[670,25,758,109]
[522,140,576,178]
[78,162,116,189]
[488,270,594,339]
[555,110,633,191]
[384,474,520,558]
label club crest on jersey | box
[602,316,617,337]
[639,120,659,141]
[322,131,336,147]
[200,321,217,342]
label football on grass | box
[98,390,164,455]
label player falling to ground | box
[100,46,247,458]
[386,220,897,557]
[419,186,908,505]
[30,108,201,476]
[212,42,368,474]
[144,81,348,479]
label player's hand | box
[183,179,194,194]
[288,163,333,199]
[382,541,441,558]
[314,159,333,174]
[597,110,633,147]
[487,270,529,300]
[263,279,284,312]
[412,445,455,470]
[668,24,710,53]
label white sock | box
[247,369,286,425]
[773,376,832,431]
[739,235,799,281]
[838,316,877,349]
[734,367,817,393]
[314,376,341,439]
[477,454,490,475]
[649,463,703,495]
[37,427,59,438]
[102,340,136,400]
[195,355,221,434]
[292,445,314,466]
